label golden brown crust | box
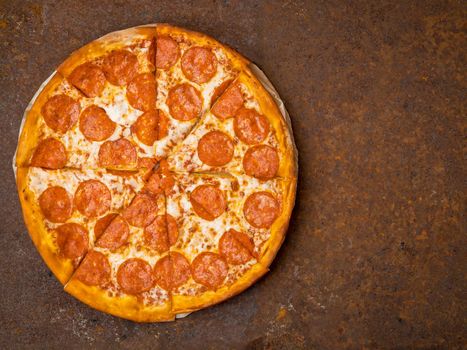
[15,73,64,168]
[258,177,297,269]
[64,278,174,322]
[16,167,76,284]
[156,23,250,71]
[172,262,268,313]
[57,25,157,77]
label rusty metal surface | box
[0,1,465,349]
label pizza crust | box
[258,177,297,268]
[64,278,174,322]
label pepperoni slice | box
[94,213,118,240]
[197,131,234,166]
[122,193,158,228]
[98,138,137,169]
[38,186,73,223]
[244,192,280,228]
[191,252,228,290]
[143,214,178,253]
[167,83,202,121]
[154,252,191,291]
[117,258,154,294]
[69,63,106,98]
[131,110,158,146]
[219,229,255,265]
[156,36,179,69]
[143,161,175,195]
[74,180,111,218]
[56,223,88,259]
[127,73,156,111]
[181,47,218,84]
[211,83,244,120]
[243,145,279,180]
[30,138,67,169]
[102,50,139,86]
[41,94,80,133]
[95,215,129,251]
[190,185,226,221]
[79,105,116,141]
[75,251,111,287]
[234,107,270,145]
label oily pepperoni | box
[102,50,139,86]
[39,186,73,223]
[191,252,228,290]
[98,138,137,169]
[56,223,88,259]
[211,83,244,120]
[219,229,255,265]
[30,138,67,169]
[154,252,191,291]
[243,145,279,180]
[74,180,111,218]
[122,193,158,228]
[117,258,154,294]
[75,251,111,287]
[95,215,129,251]
[156,36,179,69]
[126,73,156,111]
[131,110,158,146]
[138,157,157,171]
[41,94,80,133]
[234,107,270,145]
[190,185,226,221]
[143,215,178,253]
[197,131,234,166]
[181,47,218,84]
[69,63,106,98]
[143,161,175,196]
[167,83,203,121]
[94,213,118,240]
[244,192,280,229]
[79,105,116,141]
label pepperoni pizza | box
[15,24,297,322]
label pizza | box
[15,24,297,322]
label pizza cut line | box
[15,24,297,322]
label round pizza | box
[14,24,297,322]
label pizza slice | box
[16,26,166,170]
[16,166,145,284]
[64,164,177,321]
[164,172,294,313]
[153,24,249,158]
[166,68,296,180]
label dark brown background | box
[0,1,465,349]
